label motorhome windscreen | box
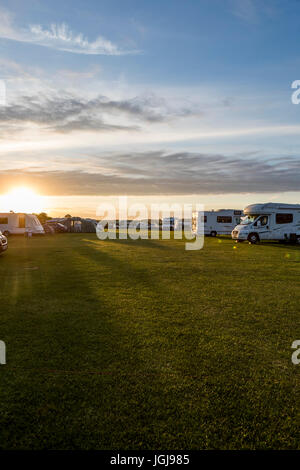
[240,215,259,225]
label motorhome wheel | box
[210,231,217,237]
[248,233,259,244]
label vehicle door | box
[253,215,271,239]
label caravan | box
[0,213,45,236]
[193,209,243,237]
[232,203,300,244]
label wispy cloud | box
[230,0,278,24]
[1,151,299,196]
[0,91,197,135]
[0,8,137,55]
[231,0,259,23]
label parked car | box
[44,222,67,233]
[0,231,8,254]
[42,223,55,235]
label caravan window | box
[276,213,293,224]
[19,215,25,228]
[0,217,8,224]
[217,216,232,223]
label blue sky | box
[0,0,300,215]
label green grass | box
[0,233,300,449]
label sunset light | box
[0,187,44,213]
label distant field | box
[0,234,299,450]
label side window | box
[217,216,232,223]
[260,216,268,226]
[0,217,8,224]
[19,215,25,228]
[276,213,293,224]
[255,216,268,226]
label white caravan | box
[232,203,300,244]
[0,213,45,236]
[193,209,243,237]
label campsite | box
[1,0,300,455]
[0,233,299,449]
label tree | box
[65,214,72,218]
[35,212,51,224]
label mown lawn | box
[0,233,299,449]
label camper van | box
[193,209,243,237]
[232,203,300,244]
[0,213,45,236]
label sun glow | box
[0,187,44,213]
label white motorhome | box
[0,213,45,236]
[232,203,300,244]
[193,209,243,237]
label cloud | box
[231,0,258,23]
[0,8,136,55]
[230,0,277,24]
[1,151,299,196]
[0,91,196,135]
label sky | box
[0,0,300,216]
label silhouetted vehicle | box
[42,223,55,235]
[0,231,8,254]
[44,222,67,233]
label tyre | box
[3,231,10,237]
[210,231,217,237]
[248,232,259,244]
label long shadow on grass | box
[53,241,209,450]
[0,236,201,450]
[58,238,218,449]
[240,240,300,251]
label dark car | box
[44,222,68,233]
[0,230,8,254]
[42,223,55,235]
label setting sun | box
[0,187,44,213]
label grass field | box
[0,233,300,450]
